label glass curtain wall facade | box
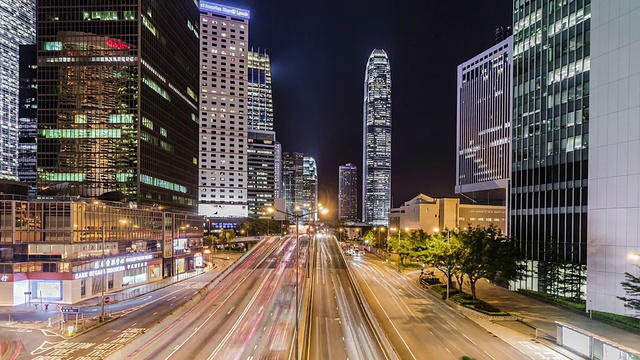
[363,49,392,226]
[247,129,276,218]
[198,2,250,219]
[37,0,200,211]
[339,163,358,221]
[511,0,591,291]
[281,152,304,220]
[0,0,36,181]
[456,37,513,205]
[302,156,318,222]
[247,49,273,131]
[19,45,38,196]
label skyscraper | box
[247,49,273,131]
[37,0,200,211]
[282,152,304,219]
[510,0,590,292]
[363,49,392,226]
[246,129,276,218]
[18,45,37,196]
[339,163,358,221]
[198,2,250,218]
[0,0,35,181]
[302,156,318,221]
[456,36,513,206]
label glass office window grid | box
[363,49,392,226]
[246,129,276,218]
[37,1,200,211]
[247,49,273,131]
[510,0,591,278]
[198,4,249,218]
[339,164,358,221]
[456,37,513,195]
[0,0,36,181]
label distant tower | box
[339,164,358,221]
[302,156,318,221]
[362,49,392,226]
[0,0,35,181]
[494,25,512,44]
[281,152,304,219]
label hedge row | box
[516,289,586,312]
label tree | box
[418,230,462,296]
[203,234,218,248]
[617,266,640,313]
[458,225,525,299]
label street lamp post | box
[100,219,126,322]
[267,205,328,360]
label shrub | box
[473,302,501,313]
[516,289,586,312]
[591,310,640,334]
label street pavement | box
[347,252,567,360]
[307,235,387,360]
[3,255,238,360]
[112,234,304,360]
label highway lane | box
[120,234,305,360]
[307,235,386,360]
[23,247,263,360]
[347,253,545,360]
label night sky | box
[230,0,512,218]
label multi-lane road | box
[114,234,306,360]
[347,249,567,360]
[307,235,387,360]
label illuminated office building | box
[247,129,276,218]
[456,36,512,206]
[281,152,303,220]
[247,49,273,131]
[510,0,591,293]
[339,163,358,221]
[37,1,200,212]
[198,1,250,218]
[302,156,318,222]
[363,49,392,226]
[0,0,35,181]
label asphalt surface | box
[115,234,306,360]
[307,235,387,360]
[347,252,532,360]
[6,256,236,359]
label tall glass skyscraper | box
[302,156,318,221]
[37,0,201,211]
[281,152,304,220]
[363,49,392,226]
[248,49,273,131]
[0,0,36,181]
[510,0,591,291]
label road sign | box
[60,306,79,313]
[24,291,31,295]
[104,296,110,304]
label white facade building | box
[456,37,512,199]
[363,49,392,226]
[198,2,250,218]
[587,0,640,317]
[0,0,35,181]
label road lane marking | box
[166,296,177,302]
[446,347,451,353]
[462,334,477,346]
[484,350,497,360]
[227,306,236,315]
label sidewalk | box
[473,279,640,352]
[0,254,240,324]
